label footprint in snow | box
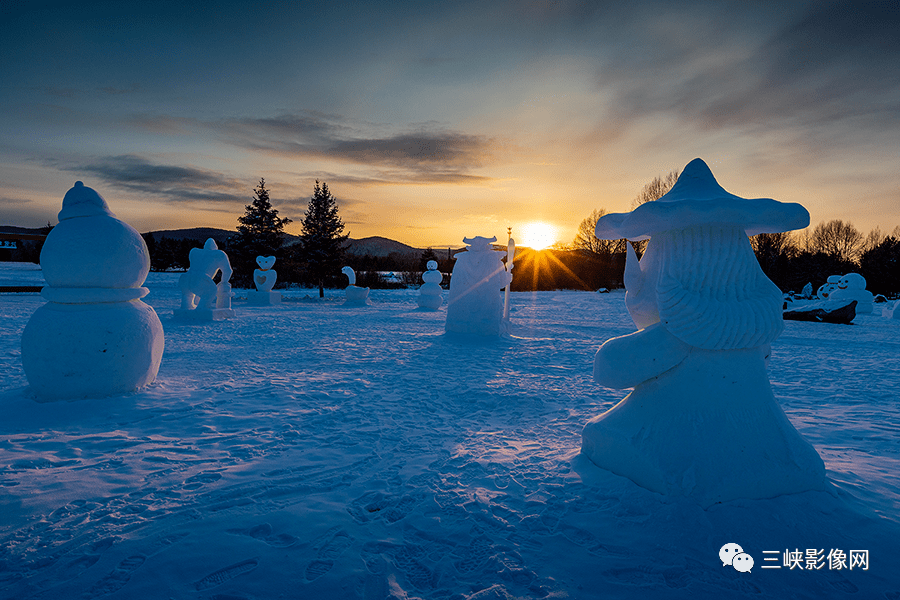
[304,528,353,581]
[226,523,298,548]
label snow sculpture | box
[21,182,164,400]
[417,260,443,310]
[246,255,281,305]
[829,273,873,314]
[817,275,841,300]
[342,266,369,305]
[582,159,826,506]
[445,236,512,336]
[800,282,813,299]
[175,238,235,320]
[883,301,900,320]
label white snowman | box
[829,272,873,314]
[246,255,281,305]
[21,182,165,400]
[816,275,841,300]
[417,260,443,310]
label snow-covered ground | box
[1,262,898,599]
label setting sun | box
[519,222,558,250]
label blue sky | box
[1,0,898,247]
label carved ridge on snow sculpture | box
[583,158,826,507]
[21,182,165,400]
[176,238,235,320]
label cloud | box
[587,2,900,141]
[63,155,247,205]
[211,113,504,185]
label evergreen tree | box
[419,247,439,271]
[298,180,348,298]
[228,178,292,287]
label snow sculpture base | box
[417,293,442,310]
[246,290,281,305]
[345,285,369,306]
[582,348,826,507]
[174,307,235,321]
[22,300,164,401]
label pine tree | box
[228,178,292,287]
[298,180,348,298]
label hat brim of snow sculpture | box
[595,159,810,241]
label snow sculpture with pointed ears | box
[582,159,826,506]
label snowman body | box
[417,260,443,310]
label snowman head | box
[838,273,866,290]
[256,256,276,271]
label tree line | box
[566,171,900,297]
[7,174,898,297]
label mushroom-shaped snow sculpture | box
[583,158,826,506]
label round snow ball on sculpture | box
[582,159,826,506]
[445,236,512,336]
[20,182,164,401]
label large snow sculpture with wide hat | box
[446,236,512,336]
[21,182,164,400]
[583,159,826,506]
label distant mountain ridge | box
[147,228,440,257]
[2,224,454,257]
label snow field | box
[1,266,899,599]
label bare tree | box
[863,226,885,253]
[572,208,626,256]
[631,169,680,209]
[750,231,795,257]
[809,219,863,263]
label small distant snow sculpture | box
[817,275,841,300]
[417,260,443,310]
[176,238,235,320]
[828,273,873,314]
[246,255,281,305]
[21,182,164,400]
[801,282,813,299]
[582,158,826,506]
[883,301,900,320]
[445,236,512,336]
[342,266,369,305]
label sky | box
[1,0,898,249]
